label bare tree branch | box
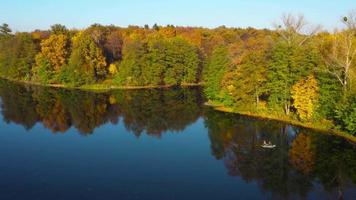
[322,10,356,91]
[273,13,321,47]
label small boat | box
[261,140,276,149]
[261,144,276,149]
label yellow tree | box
[158,26,176,38]
[108,63,118,75]
[70,31,107,81]
[39,34,69,72]
[291,74,319,121]
[220,29,270,108]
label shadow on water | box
[0,79,355,199]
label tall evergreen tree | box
[267,42,316,114]
[204,45,230,102]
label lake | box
[0,79,355,200]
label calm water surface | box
[0,79,355,200]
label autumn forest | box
[0,13,355,137]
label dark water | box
[0,79,355,200]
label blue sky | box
[1,0,356,32]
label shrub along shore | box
[0,12,355,137]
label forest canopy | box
[0,12,355,136]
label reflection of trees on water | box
[0,80,203,136]
[204,109,356,199]
[289,133,315,175]
[1,80,355,199]
[113,88,203,137]
[0,81,39,129]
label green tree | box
[267,42,316,114]
[204,45,230,102]
[0,23,12,37]
[315,71,343,119]
[335,95,356,135]
[204,45,232,103]
[114,38,147,86]
[0,32,37,80]
[227,49,268,109]
[66,31,107,84]
[115,36,199,87]
[32,54,52,84]
[50,24,68,35]
[144,35,166,85]
[164,37,200,85]
[152,23,160,31]
[268,14,320,115]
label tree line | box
[0,23,203,86]
[204,13,356,135]
[0,12,355,135]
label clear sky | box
[1,0,356,32]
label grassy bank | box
[204,101,356,144]
[0,76,203,92]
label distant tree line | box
[0,12,355,135]
[0,23,203,87]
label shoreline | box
[204,102,356,144]
[0,77,204,91]
[1,77,355,143]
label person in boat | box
[262,140,274,147]
[263,140,272,145]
